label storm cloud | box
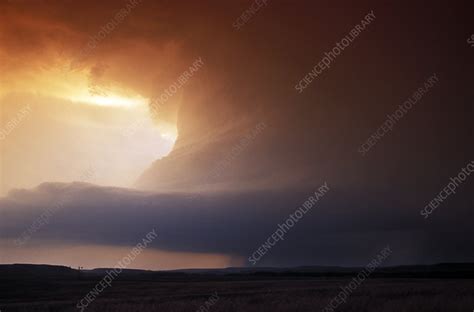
[1,1,473,268]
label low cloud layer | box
[1,181,473,268]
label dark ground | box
[1,264,473,311]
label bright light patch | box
[0,61,178,192]
[161,132,177,141]
[69,93,147,108]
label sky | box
[0,0,473,270]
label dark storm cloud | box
[1,181,473,267]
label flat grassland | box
[1,277,473,312]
